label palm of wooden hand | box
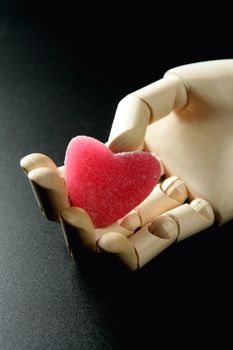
[145,61,233,224]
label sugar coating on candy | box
[64,136,161,228]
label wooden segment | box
[20,153,59,174]
[58,165,65,177]
[164,198,215,241]
[108,75,187,154]
[161,176,188,203]
[28,167,70,221]
[153,154,165,176]
[20,153,66,220]
[60,207,96,257]
[118,209,142,233]
[120,176,188,232]
[129,216,178,268]
[96,222,133,240]
[190,198,215,222]
[60,208,133,258]
[125,198,214,268]
[108,95,150,152]
[97,232,139,271]
[134,75,188,122]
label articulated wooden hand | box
[20,60,233,270]
[98,60,233,269]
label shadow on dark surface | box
[72,221,232,348]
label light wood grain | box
[60,207,96,255]
[119,176,188,232]
[20,153,59,174]
[129,216,178,268]
[108,95,150,152]
[144,60,233,224]
[127,198,214,267]
[28,167,70,221]
[165,198,215,241]
[97,232,138,271]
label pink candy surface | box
[64,136,161,228]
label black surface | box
[0,3,233,349]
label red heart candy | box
[64,136,160,228]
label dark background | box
[0,1,232,349]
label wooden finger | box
[97,232,138,271]
[108,95,150,152]
[20,153,59,174]
[28,167,70,221]
[165,198,215,241]
[60,207,96,257]
[129,216,178,268]
[119,176,188,232]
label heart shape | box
[64,136,160,228]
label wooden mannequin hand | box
[97,60,233,269]
[107,59,233,225]
[20,60,233,270]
